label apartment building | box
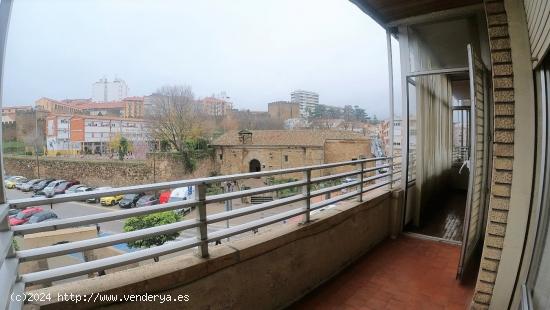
[92,77,129,103]
[199,96,233,118]
[45,114,150,157]
[291,89,319,118]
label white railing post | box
[194,183,208,258]
[302,169,311,223]
[359,161,365,202]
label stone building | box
[268,101,300,121]
[211,130,372,178]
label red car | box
[9,207,44,226]
[159,191,171,204]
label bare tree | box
[147,85,206,171]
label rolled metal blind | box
[524,0,550,67]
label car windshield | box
[45,182,57,189]
[168,197,184,203]
[123,194,137,200]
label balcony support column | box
[194,183,209,258]
[302,169,311,223]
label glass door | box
[457,44,488,280]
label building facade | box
[45,114,150,157]
[92,77,129,103]
[268,101,300,121]
[36,97,144,119]
[212,130,371,178]
[291,90,319,118]
[199,97,233,118]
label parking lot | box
[6,184,308,243]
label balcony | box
[1,157,412,309]
[293,236,474,309]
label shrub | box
[123,211,182,250]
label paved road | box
[6,188,267,241]
[7,188,125,234]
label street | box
[6,187,308,246]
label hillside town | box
[2,78,390,167]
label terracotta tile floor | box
[291,236,474,310]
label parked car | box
[136,195,159,208]
[9,207,44,226]
[100,193,124,206]
[118,193,146,208]
[34,179,65,197]
[159,191,171,204]
[86,187,111,203]
[168,186,194,203]
[21,179,43,192]
[15,178,30,190]
[27,211,58,224]
[44,180,80,198]
[8,209,19,217]
[31,178,55,192]
[76,186,94,193]
[5,176,27,189]
[168,187,195,214]
[65,184,85,194]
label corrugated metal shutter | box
[524,0,550,67]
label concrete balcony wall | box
[27,190,401,310]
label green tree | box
[353,105,367,122]
[312,104,327,119]
[123,211,182,262]
[109,134,133,160]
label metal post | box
[359,161,364,202]
[386,30,395,184]
[34,108,40,178]
[389,157,394,189]
[0,0,11,204]
[302,169,311,223]
[194,183,208,258]
[0,2,19,309]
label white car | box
[169,186,195,215]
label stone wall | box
[4,153,217,187]
[2,121,16,142]
[215,139,373,179]
[472,1,517,308]
[216,146,324,178]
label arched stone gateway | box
[249,159,261,172]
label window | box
[452,108,470,165]
[284,155,288,162]
[219,154,223,160]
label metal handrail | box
[1,156,396,308]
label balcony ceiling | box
[350,0,483,27]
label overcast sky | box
[3,0,393,118]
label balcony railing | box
[0,156,398,309]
